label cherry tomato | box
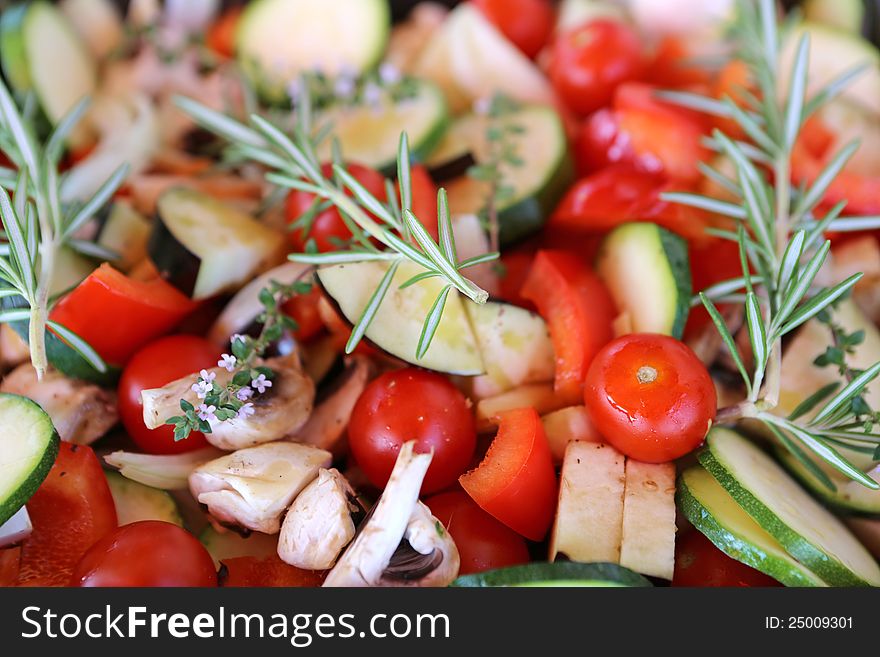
[684,239,744,339]
[584,333,717,462]
[405,164,440,241]
[49,263,196,365]
[646,36,713,89]
[575,83,709,183]
[71,521,217,587]
[16,443,117,586]
[425,490,530,575]
[672,530,781,587]
[520,250,615,403]
[220,556,325,587]
[550,166,711,243]
[206,7,242,58]
[548,19,646,116]
[459,407,557,541]
[281,284,325,342]
[348,368,477,494]
[118,335,221,454]
[285,162,386,252]
[471,0,555,59]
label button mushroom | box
[323,442,460,587]
[277,468,358,570]
[141,352,315,450]
[0,364,118,444]
[189,442,331,534]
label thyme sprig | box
[0,81,126,378]
[166,275,314,441]
[664,0,880,488]
[175,89,497,360]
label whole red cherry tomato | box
[71,521,217,587]
[584,333,716,462]
[285,162,386,252]
[471,0,555,59]
[672,530,781,587]
[348,368,476,494]
[118,335,221,454]
[548,19,646,116]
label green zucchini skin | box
[451,561,652,587]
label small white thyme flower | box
[251,373,272,394]
[237,403,255,420]
[378,61,401,86]
[363,81,383,109]
[334,72,356,99]
[218,354,237,372]
[236,386,254,401]
[200,369,216,384]
[197,404,217,421]
[191,379,212,399]
[231,333,246,344]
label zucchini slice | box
[699,427,880,587]
[429,105,573,246]
[465,300,555,398]
[96,201,151,272]
[0,1,96,126]
[678,466,825,587]
[105,471,184,527]
[151,188,285,300]
[236,0,390,104]
[316,260,484,375]
[619,460,676,581]
[596,222,691,338]
[0,393,60,526]
[315,79,448,175]
[452,561,652,587]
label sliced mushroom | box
[277,468,358,570]
[322,442,460,587]
[141,352,315,450]
[189,442,331,534]
[0,364,118,444]
[290,356,372,452]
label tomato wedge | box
[17,443,117,586]
[550,166,711,242]
[49,263,196,365]
[459,407,557,541]
[220,556,325,587]
[520,250,615,403]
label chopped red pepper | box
[220,555,325,587]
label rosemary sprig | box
[0,81,126,378]
[175,88,497,359]
[166,275,313,441]
[665,0,880,488]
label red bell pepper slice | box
[459,407,557,541]
[520,250,615,404]
[220,555,325,587]
[50,263,196,366]
[16,443,117,586]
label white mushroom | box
[0,364,117,444]
[290,356,372,452]
[141,353,315,450]
[323,442,460,587]
[189,442,331,534]
[278,468,358,570]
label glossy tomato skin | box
[71,521,217,587]
[584,334,717,462]
[425,490,530,575]
[220,556,325,587]
[16,443,117,586]
[406,164,440,241]
[548,19,646,116]
[281,284,325,342]
[348,368,477,494]
[118,335,221,454]
[471,0,555,59]
[672,530,781,587]
[285,163,386,252]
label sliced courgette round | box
[678,466,825,587]
[0,393,60,526]
[105,471,184,527]
[236,0,390,104]
[699,427,880,587]
[317,260,485,375]
[429,105,573,246]
[315,79,448,176]
[596,222,691,339]
[451,562,652,587]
